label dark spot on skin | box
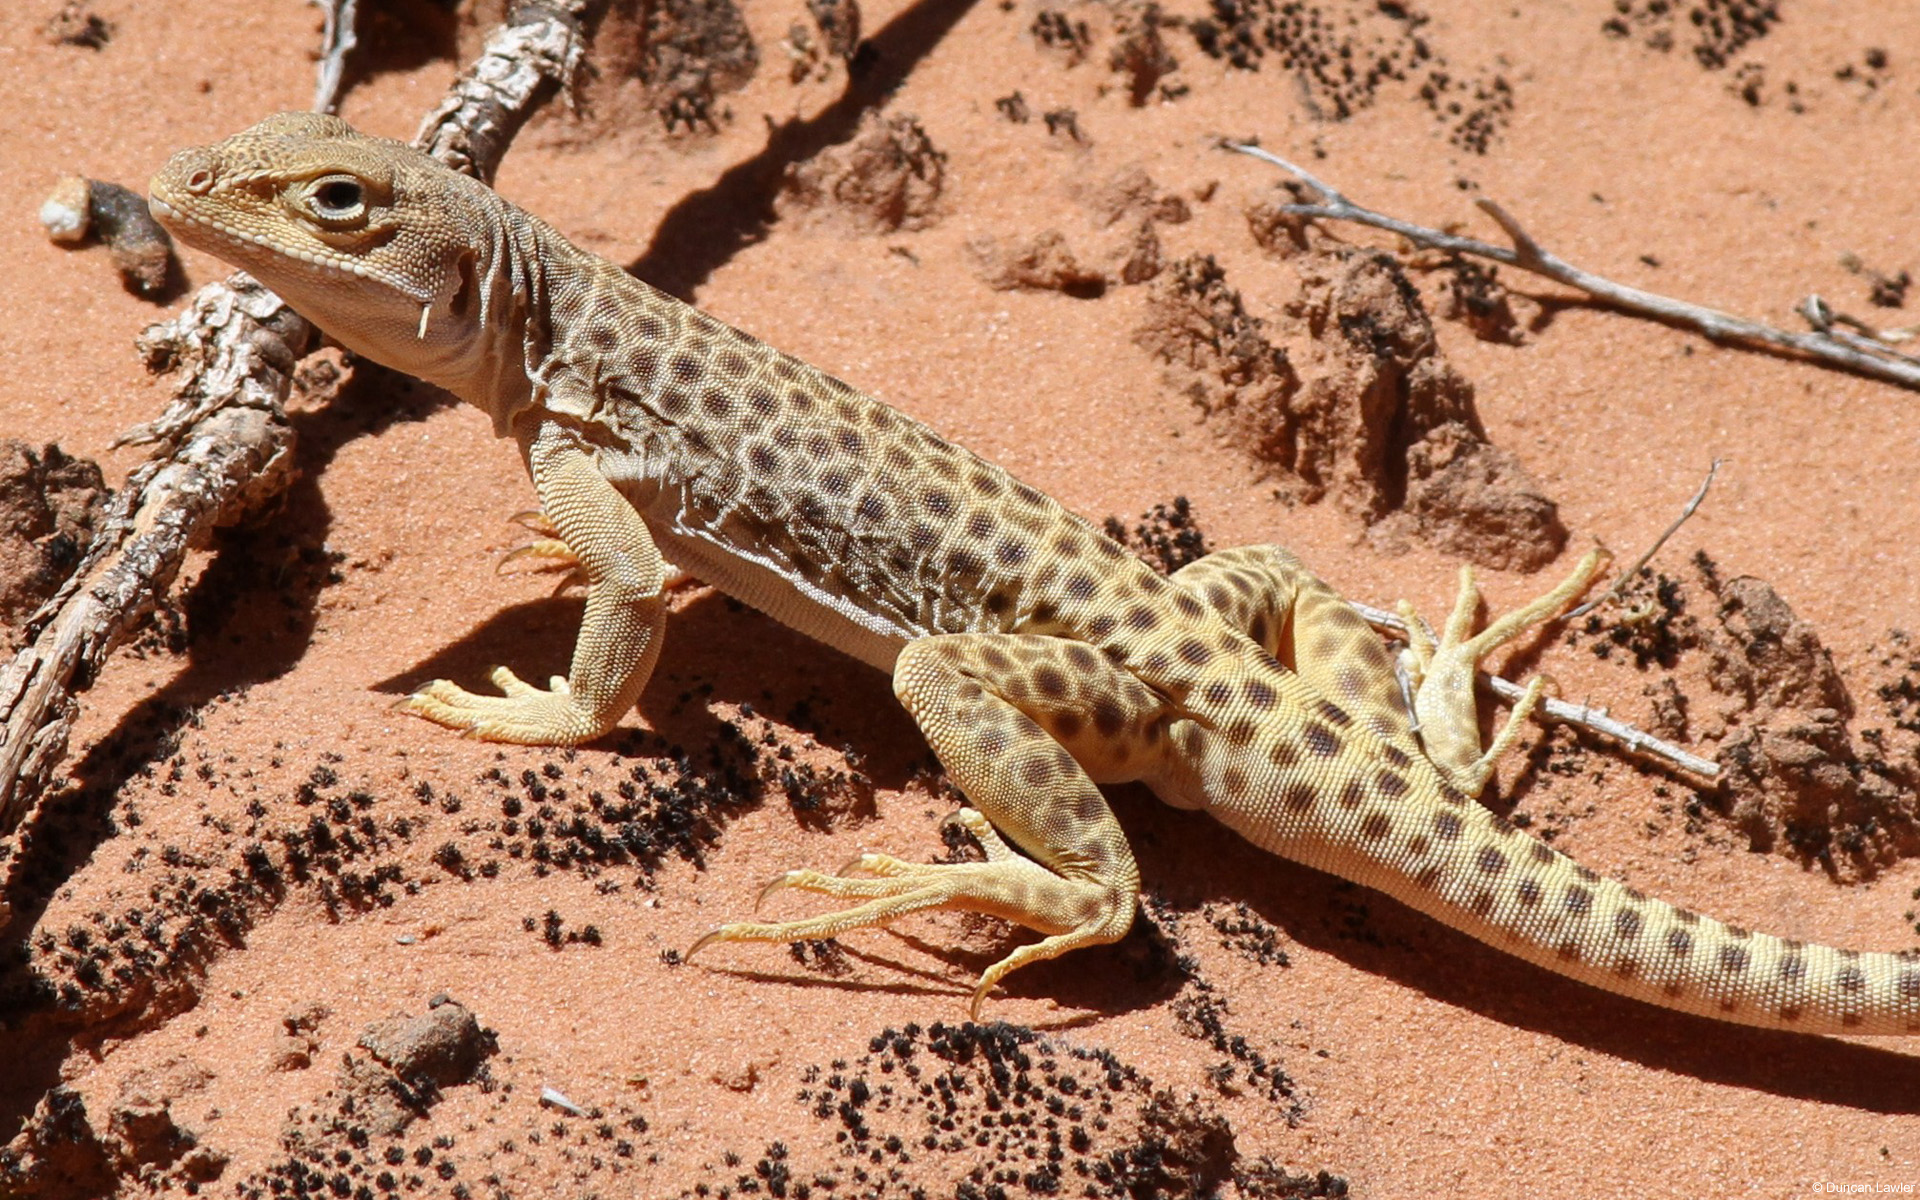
[1245,680,1276,709]
[1088,615,1118,638]
[925,490,954,516]
[1557,941,1582,963]
[1615,958,1640,979]
[1179,639,1212,666]
[1034,667,1067,698]
[1664,982,1685,998]
[1783,939,1803,951]
[1382,744,1411,769]
[1719,946,1748,974]
[1126,606,1158,631]
[661,386,693,415]
[1376,771,1408,798]
[1408,834,1431,858]
[1475,846,1506,876]
[1531,842,1555,865]
[839,430,865,455]
[1338,780,1364,809]
[1065,644,1100,673]
[1221,768,1249,799]
[979,729,1010,758]
[982,648,1012,672]
[1666,928,1693,958]
[1674,908,1700,925]
[670,353,701,382]
[1725,925,1750,939]
[1021,758,1052,786]
[1837,967,1865,992]
[1842,1012,1863,1027]
[1303,724,1340,757]
[1777,1005,1802,1022]
[1413,866,1442,890]
[1174,592,1204,617]
[1434,811,1463,840]
[1248,615,1269,645]
[1282,783,1314,813]
[1488,814,1518,837]
[1613,910,1642,942]
[1777,954,1806,982]
[1066,574,1097,601]
[1053,711,1082,739]
[748,445,779,473]
[1438,786,1469,807]
[1624,887,1647,903]
[970,472,1002,497]
[997,540,1030,567]
[1516,879,1542,908]
[1469,889,1494,916]
[1226,719,1256,748]
[1013,484,1047,508]
[1092,700,1125,738]
[1269,740,1298,768]
[1056,536,1083,558]
[1317,701,1352,727]
[967,512,995,539]
[950,550,985,578]
[1902,972,1920,999]
[1572,864,1600,883]
[1564,886,1592,916]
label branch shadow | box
[627,0,982,298]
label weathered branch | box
[1224,142,1920,392]
[1350,600,1721,780]
[0,0,608,924]
[1566,459,1719,620]
[312,0,360,114]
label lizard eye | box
[307,176,367,222]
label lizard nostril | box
[184,168,214,194]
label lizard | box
[147,112,1920,1034]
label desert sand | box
[3,0,1919,1196]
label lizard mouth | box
[147,188,432,304]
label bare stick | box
[312,0,360,114]
[1566,459,1719,619]
[0,0,608,925]
[1351,600,1721,780]
[1223,142,1920,392]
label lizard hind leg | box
[692,633,1161,1015]
[1171,545,1419,756]
[1400,548,1608,795]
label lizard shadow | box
[1136,795,1920,1113]
[626,0,984,298]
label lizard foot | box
[1398,548,1608,793]
[689,808,1136,1016]
[397,667,613,745]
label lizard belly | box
[645,517,910,674]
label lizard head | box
[150,113,494,386]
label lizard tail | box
[1274,785,1917,1034]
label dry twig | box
[1566,459,1719,619]
[0,0,607,925]
[1224,142,1920,392]
[312,0,360,114]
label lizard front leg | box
[693,633,1162,1014]
[399,418,668,744]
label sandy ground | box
[4,0,1920,1196]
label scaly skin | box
[150,113,1920,1031]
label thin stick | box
[1566,459,1719,619]
[1222,142,1920,392]
[312,0,360,114]
[1350,601,1721,780]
